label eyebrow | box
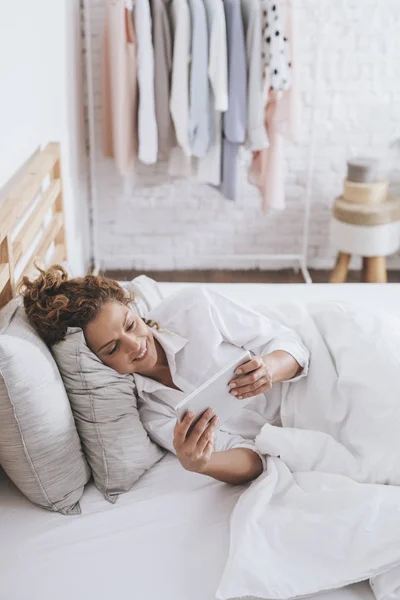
[97,310,130,353]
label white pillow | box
[120,274,165,317]
[0,299,91,514]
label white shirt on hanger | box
[187,0,210,158]
[134,0,158,164]
[168,0,192,176]
[196,0,228,185]
[135,286,310,468]
[169,0,191,157]
[204,0,228,113]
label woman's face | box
[84,300,159,374]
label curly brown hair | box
[19,263,158,347]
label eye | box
[108,342,119,356]
[127,321,135,331]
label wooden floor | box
[104,268,400,284]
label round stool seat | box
[333,195,400,226]
[331,196,400,257]
[330,195,400,283]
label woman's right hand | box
[173,408,219,474]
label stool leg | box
[362,257,368,283]
[363,257,387,283]
[330,252,351,283]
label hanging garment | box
[169,0,191,156]
[134,0,158,164]
[241,0,268,151]
[187,0,210,158]
[249,0,300,212]
[101,2,137,176]
[150,0,176,157]
[196,0,228,186]
[168,0,192,176]
[249,91,285,211]
[273,0,302,143]
[261,0,292,91]
[221,0,247,201]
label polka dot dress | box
[261,0,292,91]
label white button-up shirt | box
[135,0,158,164]
[136,287,309,472]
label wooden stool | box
[330,196,400,283]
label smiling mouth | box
[133,340,148,362]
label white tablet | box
[175,350,253,426]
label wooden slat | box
[34,214,64,262]
[0,236,13,301]
[12,179,61,264]
[18,214,64,284]
[0,143,60,245]
[0,142,66,310]
[0,263,9,292]
[52,243,66,264]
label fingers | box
[230,364,266,390]
[233,356,263,377]
[187,409,216,447]
[196,415,218,453]
[174,408,216,453]
[229,356,264,385]
[230,375,272,399]
[174,410,195,449]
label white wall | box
[0,0,91,276]
[88,0,400,272]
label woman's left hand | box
[228,355,273,400]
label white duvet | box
[216,301,400,600]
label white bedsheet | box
[2,282,394,600]
[159,282,400,317]
[0,454,373,600]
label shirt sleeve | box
[223,0,247,145]
[188,0,210,157]
[205,288,310,382]
[241,0,268,151]
[138,394,267,471]
[208,1,228,112]
[135,0,158,164]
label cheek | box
[99,354,116,369]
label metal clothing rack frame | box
[82,0,323,284]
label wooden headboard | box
[0,142,67,310]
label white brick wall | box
[85,0,400,272]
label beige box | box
[343,179,388,205]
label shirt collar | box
[134,327,188,395]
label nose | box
[126,336,141,353]
[123,335,144,361]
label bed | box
[2,145,399,600]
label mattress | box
[2,282,394,600]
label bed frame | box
[0,142,67,310]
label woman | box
[21,265,310,486]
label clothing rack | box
[82,0,324,283]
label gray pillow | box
[52,327,165,503]
[0,299,91,515]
